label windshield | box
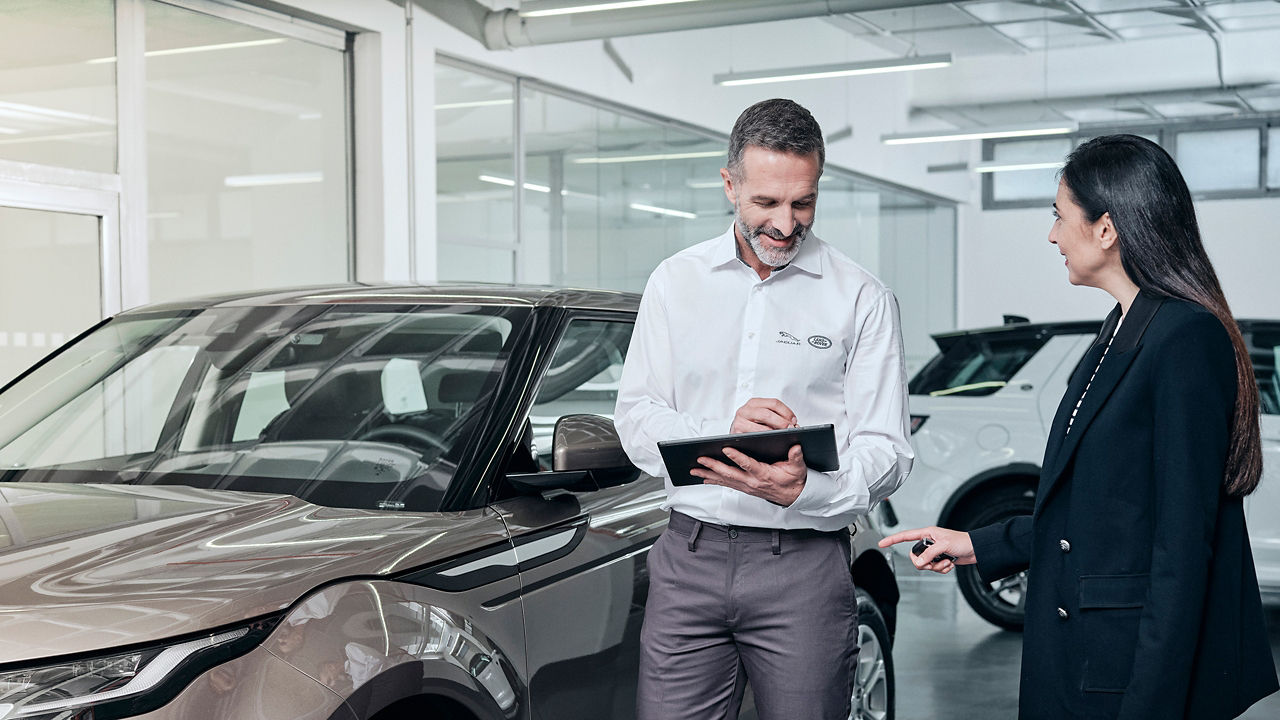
[0,304,528,511]
[909,331,1047,397]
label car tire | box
[850,588,894,720]
[953,486,1035,632]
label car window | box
[0,304,530,512]
[524,318,633,471]
[1250,326,1280,416]
[909,332,1048,397]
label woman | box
[881,134,1279,719]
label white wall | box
[959,197,1280,329]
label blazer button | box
[1059,539,1071,553]
[1057,607,1069,620]
[728,529,738,539]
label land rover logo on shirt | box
[777,331,801,345]
[808,335,833,349]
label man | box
[614,98,914,720]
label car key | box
[911,537,957,563]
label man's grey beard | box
[735,205,810,268]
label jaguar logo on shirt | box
[808,335,833,349]
[777,331,801,345]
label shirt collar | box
[709,224,824,277]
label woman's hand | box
[878,526,976,574]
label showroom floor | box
[891,573,1280,719]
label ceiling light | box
[685,180,724,189]
[478,174,551,193]
[881,121,1077,145]
[630,202,697,220]
[435,99,514,111]
[520,0,704,18]
[715,54,951,87]
[87,38,287,64]
[573,150,724,165]
[224,172,323,187]
[973,160,1065,173]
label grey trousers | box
[636,512,859,720]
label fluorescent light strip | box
[573,150,724,165]
[478,174,551,193]
[882,122,1076,145]
[224,172,323,187]
[521,0,703,18]
[435,99,514,110]
[0,126,19,135]
[973,161,1066,173]
[685,180,724,189]
[87,38,287,64]
[715,54,951,87]
[630,202,697,220]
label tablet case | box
[657,424,839,486]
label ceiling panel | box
[962,1,1072,24]
[996,17,1097,39]
[901,25,1036,54]
[1113,23,1203,39]
[854,6,982,32]
[1151,101,1244,117]
[1061,107,1155,123]
[1073,0,1182,11]
[1097,9,1199,29]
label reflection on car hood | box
[0,482,506,664]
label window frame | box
[982,116,1280,210]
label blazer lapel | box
[1035,292,1164,516]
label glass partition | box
[435,56,958,354]
[0,1,116,173]
[145,0,350,303]
[435,61,517,283]
[0,207,101,386]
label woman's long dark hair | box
[1061,134,1261,497]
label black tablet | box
[657,424,839,486]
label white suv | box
[887,316,1280,630]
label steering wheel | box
[357,424,450,454]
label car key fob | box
[911,537,957,563]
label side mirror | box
[553,414,632,472]
[506,415,640,496]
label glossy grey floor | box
[891,573,1280,719]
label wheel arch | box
[937,463,1040,529]
[344,664,517,720]
[851,548,899,643]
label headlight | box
[0,615,279,720]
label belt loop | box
[771,529,781,556]
[687,521,703,552]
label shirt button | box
[747,332,755,339]
[1057,607,1069,620]
[1059,539,1071,553]
[740,381,749,389]
[753,286,762,293]
[728,529,738,539]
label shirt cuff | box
[788,468,836,512]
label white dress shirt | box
[614,226,914,531]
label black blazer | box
[970,291,1279,720]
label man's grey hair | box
[726,98,825,181]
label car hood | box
[0,482,507,664]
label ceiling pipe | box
[421,0,958,50]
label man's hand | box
[731,398,798,434]
[877,526,976,574]
[691,444,807,507]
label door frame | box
[0,159,123,316]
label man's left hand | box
[691,445,807,506]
